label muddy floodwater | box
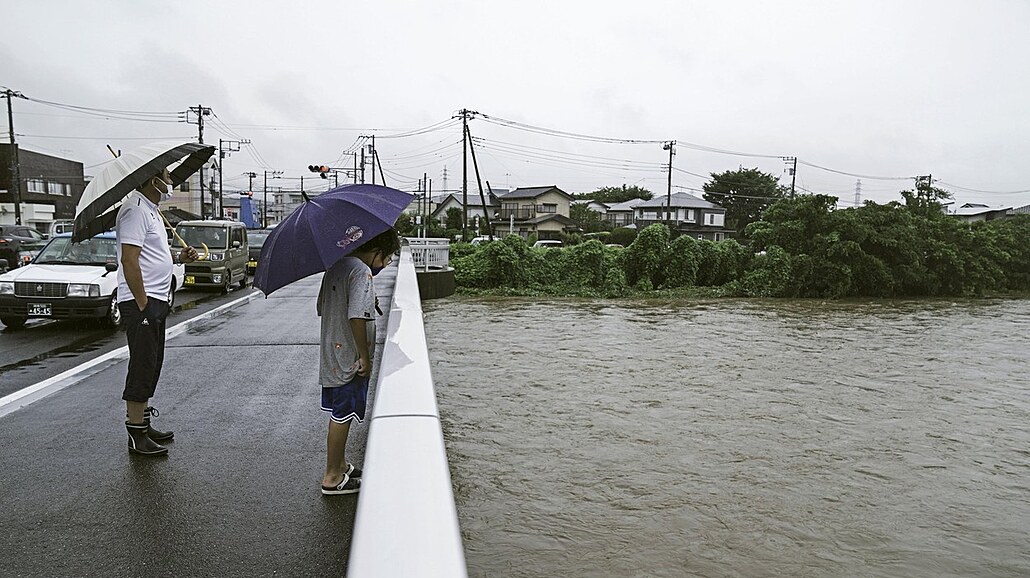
[424,297,1030,578]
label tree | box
[570,203,611,234]
[445,207,463,231]
[899,177,952,219]
[702,168,789,238]
[582,184,653,204]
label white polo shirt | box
[116,192,173,304]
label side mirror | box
[105,263,118,273]
[232,240,241,249]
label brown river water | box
[423,297,1030,578]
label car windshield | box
[176,225,228,250]
[247,231,270,248]
[34,237,118,266]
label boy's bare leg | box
[323,419,351,487]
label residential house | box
[432,191,501,234]
[492,186,577,240]
[1010,204,1030,216]
[605,198,648,229]
[948,202,1012,223]
[633,192,730,241]
[572,199,609,213]
[0,144,85,231]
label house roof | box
[572,199,610,209]
[951,203,1012,216]
[525,214,577,226]
[498,186,572,200]
[1011,204,1030,214]
[606,198,649,212]
[636,192,722,210]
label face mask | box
[155,178,173,201]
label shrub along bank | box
[449,196,1030,299]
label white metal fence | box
[405,237,450,269]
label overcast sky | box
[4,0,1029,209]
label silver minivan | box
[174,220,249,293]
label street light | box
[263,170,283,228]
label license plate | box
[29,303,51,316]
[248,260,257,268]
[185,275,195,285]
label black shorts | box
[119,299,170,403]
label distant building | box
[492,185,577,240]
[947,202,1012,223]
[1007,203,1030,216]
[572,199,609,213]
[431,191,501,231]
[633,192,730,241]
[605,198,648,228]
[0,144,85,231]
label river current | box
[423,297,1030,578]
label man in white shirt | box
[117,168,198,456]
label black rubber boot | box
[126,421,168,456]
[143,406,174,442]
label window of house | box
[536,203,557,213]
[642,210,659,219]
[48,182,70,196]
[180,181,190,192]
[27,179,46,194]
[715,233,725,241]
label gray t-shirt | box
[317,256,376,387]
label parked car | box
[0,232,184,330]
[533,239,563,249]
[469,236,494,245]
[246,228,272,275]
[0,225,47,269]
[175,220,248,293]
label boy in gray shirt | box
[316,229,400,495]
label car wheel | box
[1,316,27,330]
[168,279,177,309]
[104,294,122,328]
[221,271,231,294]
[238,271,247,289]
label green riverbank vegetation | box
[449,192,1030,299]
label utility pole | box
[3,89,26,225]
[458,109,476,242]
[218,139,247,220]
[854,179,862,208]
[245,172,256,193]
[662,141,675,222]
[187,105,212,217]
[782,156,798,198]
[262,170,282,228]
[370,135,376,185]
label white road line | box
[0,291,262,419]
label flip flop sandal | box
[321,473,360,495]
[346,463,363,478]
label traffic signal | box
[307,164,330,179]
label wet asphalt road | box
[0,264,396,577]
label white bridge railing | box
[405,237,450,269]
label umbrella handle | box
[160,211,209,260]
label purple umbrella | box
[253,183,413,296]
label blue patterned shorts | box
[321,375,369,423]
